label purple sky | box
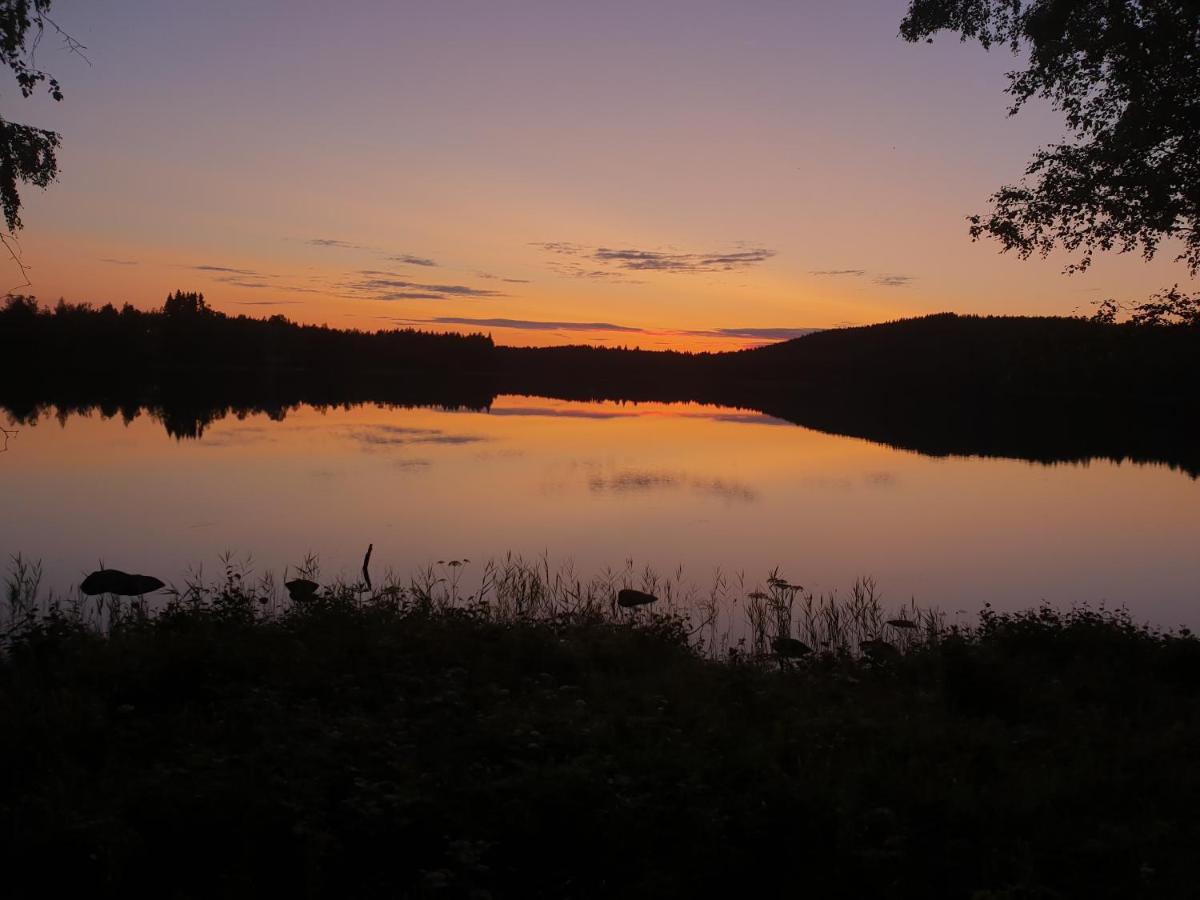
[11,0,1190,347]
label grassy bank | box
[2,561,1199,898]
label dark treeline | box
[0,291,494,374]
[0,292,497,437]
[3,294,1199,472]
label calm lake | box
[3,394,1198,628]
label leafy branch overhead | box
[0,0,86,233]
[901,0,1200,277]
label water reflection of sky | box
[2,395,1199,628]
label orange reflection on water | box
[3,396,1199,628]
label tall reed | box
[1,551,942,660]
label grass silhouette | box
[2,553,1199,897]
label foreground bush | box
[1,575,1198,898]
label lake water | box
[3,395,1199,628]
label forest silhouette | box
[3,291,1198,473]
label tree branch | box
[0,230,31,293]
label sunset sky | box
[10,0,1192,349]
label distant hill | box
[719,312,1200,403]
[499,311,1200,408]
[497,313,1200,474]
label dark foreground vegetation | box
[3,291,1200,471]
[2,563,1199,899]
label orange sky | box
[8,0,1193,351]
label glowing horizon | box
[8,0,1192,351]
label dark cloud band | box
[416,316,642,333]
[345,277,503,301]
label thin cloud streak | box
[809,268,917,287]
[413,316,642,333]
[218,278,272,289]
[874,274,916,287]
[534,241,775,276]
[194,264,262,276]
[702,327,821,340]
[386,254,438,267]
[543,258,642,283]
[477,272,531,284]
[537,241,587,255]
[345,277,504,301]
[308,238,366,250]
[309,239,439,268]
[592,247,774,272]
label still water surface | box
[3,395,1198,626]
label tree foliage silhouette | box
[901,0,1199,320]
[162,289,213,318]
[0,1,79,234]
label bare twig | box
[1,232,31,292]
[31,12,91,68]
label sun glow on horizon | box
[8,0,1192,348]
